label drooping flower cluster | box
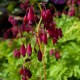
[12,1,63,80]
[41,9,62,44]
[13,43,32,58]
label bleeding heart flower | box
[27,6,35,25]
[20,44,26,57]
[13,49,20,58]
[55,50,60,59]
[41,9,53,23]
[26,43,32,56]
[39,32,47,44]
[20,67,32,79]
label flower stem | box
[37,17,46,80]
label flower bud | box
[42,32,47,44]
[55,50,60,59]
[26,43,32,56]
[20,44,26,57]
[41,9,53,23]
[39,32,47,44]
[37,50,42,62]
[27,7,34,25]
[13,49,20,58]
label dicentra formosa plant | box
[11,0,63,80]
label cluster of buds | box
[13,43,32,58]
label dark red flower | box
[47,23,56,37]
[55,50,60,59]
[26,43,32,56]
[27,6,35,25]
[37,50,42,62]
[20,67,32,79]
[39,32,47,44]
[42,32,47,44]
[41,9,53,23]
[13,49,20,58]
[20,44,26,57]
